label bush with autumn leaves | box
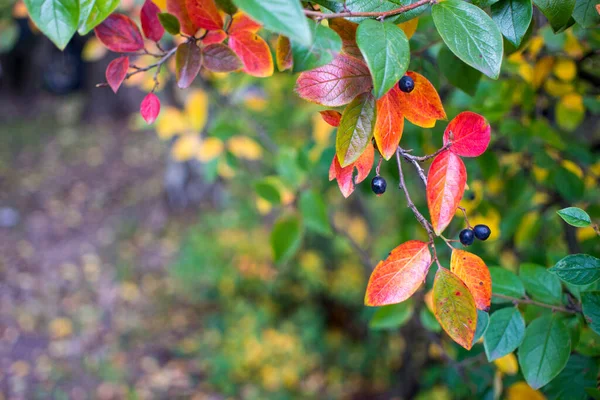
[19,0,600,397]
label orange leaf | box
[433,267,477,350]
[201,30,226,45]
[374,86,404,160]
[397,71,446,128]
[276,35,293,71]
[364,240,432,306]
[166,0,197,35]
[329,18,362,59]
[229,30,274,77]
[427,150,466,235]
[444,111,491,157]
[450,249,491,311]
[229,12,261,33]
[185,0,223,31]
[329,144,374,198]
[319,110,342,127]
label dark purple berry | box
[371,176,387,195]
[473,224,491,241]
[459,229,475,246]
[398,75,415,93]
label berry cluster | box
[459,225,491,246]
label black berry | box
[473,224,491,241]
[371,176,387,195]
[459,229,475,246]
[398,75,415,93]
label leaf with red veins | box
[185,0,223,31]
[364,240,432,306]
[105,56,129,93]
[373,85,404,160]
[276,36,293,72]
[94,14,144,52]
[202,30,227,45]
[295,54,372,107]
[140,93,161,124]
[427,150,467,235]
[202,43,242,72]
[175,41,203,88]
[329,144,374,198]
[320,110,342,127]
[229,12,261,34]
[450,249,492,311]
[444,111,491,157]
[141,0,164,42]
[228,30,273,77]
[167,0,198,35]
[396,71,446,128]
[329,18,362,59]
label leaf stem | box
[304,0,436,20]
[491,294,580,314]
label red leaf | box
[167,0,198,35]
[229,12,261,34]
[202,30,226,45]
[444,111,491,157]
[329,18,362,59]
[329,144,374,198]
[141,0,164,42]
[295,54,372,107]
[94,14,144,53]
[364,240,432,306]
[319,110,342,127]
[275,35,293,72]
[373,86,404,160]
[140,93,161,124]
[202,43,242,72]
[186,0,223,31]
[228,30,273,77]
[450,249,492,311]
[175,41,203,89]
[427,150,467,235]
[105,56,129,93]
[396,71,446,128]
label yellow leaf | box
[398,18,418,39]
[532,166,549,182]
[156,107,188,139]
[81,37,107,62]
[500,250,519,271]
[256,197,272,215]
[532,192,549,206]
[171,134,201,161]
[244,94,268,111]
[532,56,554,89]
[577,226,598,242]
[218,158,236,179]
[197,137,224,162]
[312,113,333,145]
[563,31,583,58]
[526,36,544,59]
[556,93,584,131]
[185,90,209,132]
[544,78,574,97]
[553,58,577,82]
[561,159,584,179]
[228,136,263,160]
[506,381,546,400]
[515,211,539,249]
[493,353,518,375]
[518,63,533,84]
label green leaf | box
[291,20,342,73]
[336,92,376,167]
[78,0,120,35]
[271,215,303,264]
[556,207,592,228]
[554,167,584,202]
[573,0,600,28]
[582,292,600,336]
[233,0,312,46]
[299,190,332,236]
[432,0,504,79]
[491,0,533,48]
[276,147,306,189]
[24,0,79,50]
[369,299,414,330]
[472,0,501,6]
[253,178,281,204]
[489,267,525,303]
[356,19,410,99]
[158,12,181,35]
[0,21,19,54]
[532,0,576,32]
[587,388,600,400]
[438,46,482,96]
[549,254,600,286]
[520,263,563,305]
[518,314,571,389]
[576,327,600,357]
[473,309,490,345]
[420,308,442,333]
[215,0,238,14]
[544,354,598,400]
[483,307,525,361]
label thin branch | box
[304,0,435,20]
[457,206,472,228]
[492,294,580,314]
[398,147,428,185]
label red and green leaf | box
[433,267,477,350]
[185,0,223,31]
[329,18,362,59]
[175,41,203,89]
[140,92,161,124]
[329,144,374,198]
[427,150,467,235]
[202,43,242,72]
[105,56,129,93]
[396,71,446,128]
[444,111,491,157]
[94,14,144,53]
[364,240,432,306]
[295,54,372,107]
[228,30,274,77]
[373,86,404,160]
[320,110,342,127]
[276,36,293,72]
[450,249,492,311]
[166,0,198,35]
[336,93,376,167]
[141,0,164,42]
